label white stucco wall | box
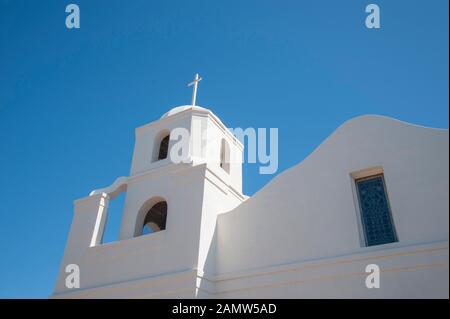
[52,113,449,299]
[212,115,448,298]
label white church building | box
[52,103,449,298]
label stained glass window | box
[356,174,397,247]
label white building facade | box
[52,106,449,298]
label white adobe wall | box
[190,111,246,290]
[52,113,448,299]
[207,241,448,298]
[53,164,208,297]
[197,112,244,194]
[213,115,448,298]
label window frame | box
[351,168,399,247]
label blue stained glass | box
[356,175,398,246]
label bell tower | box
[52,104,245,298]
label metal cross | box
[187,73,202,106]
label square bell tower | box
[52,105,246,298]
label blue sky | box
[0,0,447,298]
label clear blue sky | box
[0,0,448,298]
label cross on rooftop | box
[187,73,202,106]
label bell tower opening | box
[220,138,230,174]
[152,130,171,163]
[141,200,168,235]
[157,134,170,161]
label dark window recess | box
[356,174,398,247]
[142,201,167,235]
[220,139,230,173]
[158,135,170,160]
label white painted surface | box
[217,115,448,275]
[52,110,449,299]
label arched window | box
[142,201,167,235]
[157,134,170,161]
[220,139,230,174]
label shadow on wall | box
[197,222,218,298]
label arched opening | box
[220,138,230,174]
[152,130,171,163]
[157,134,170,161]
[141,201,167,235]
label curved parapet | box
[216,115,449,275]
[89,176,128,199]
